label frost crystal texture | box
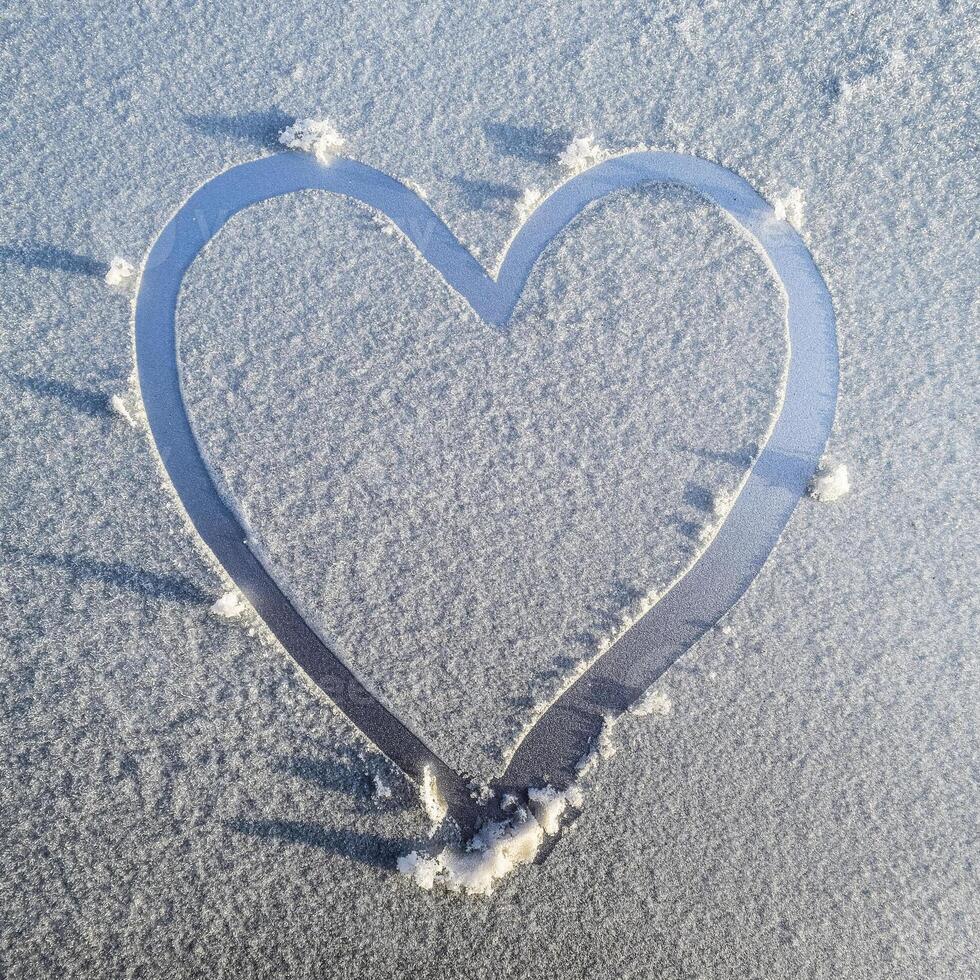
[278,118,346,163]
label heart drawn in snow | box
[135,150,837,831]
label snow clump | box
[527,784,584,835]
[773,187,806,230]
[210,591,246,619]
[632,688,673,718]
[109,394,137,427]
[398,807,547,896]
[278,118,346,163]
[558,133,607,174]
[809,461,851,502]
[515,187,543,223]
[419,765,447,825]
[105,257,135,288]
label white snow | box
[575,714,618,774]
[419,765,447,825]
[809,461,851,502]
[278,118,346,163]
[712,488,736,518]
[527,784,584,835]
[3,1,974,970]
[515,187,543,224]
[372,774,392,800]
[403,178,429,201]
[109,394,137,428]
[398,806,551,895]
[104,257,135,288]
[632,688,673,718]
[557,133,607,174]
[773,188,806,231]
[209,591,245,619]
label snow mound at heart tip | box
[398,785,583,896]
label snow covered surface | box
[1,1,976,977]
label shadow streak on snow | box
[0,544,211,605]
[678,443,759,468]
[184,109,293,150]
[276,754,412,814]
[8,373,111,419]
[483,121,573,163]
[0,244,108,278]
[225,818,412,870]
[452,176,521,212]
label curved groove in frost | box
[134,151,838,830]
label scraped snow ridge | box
[420,765,448,825]
[773,187,806,231]
[109,394,137,427]
[557,133,607,174]
[278,118,346,163]
[632,688,673,718]
[209,591,245,619]
[809,461,851,502]
[575,713,618,774]
[105,257,135,288]
[515,187,543,224]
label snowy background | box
[1,0,976,976]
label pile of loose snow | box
[557,133,607,174]
[209,591,246,619]
[278,118,346,163]
[399,784,582,896]
[632,688,673,718]
[773,187,806,231]
[104,257,135,288]
[527,784,583,835]
[398,811,543,895]
[399,779,584,894]
[515,187,543,224]
[809,461,851,502]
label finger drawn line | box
[134,151,838,832]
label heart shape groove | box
[135,150,838,830]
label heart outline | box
[135,150,838,829]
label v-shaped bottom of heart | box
[135,150,837,832]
